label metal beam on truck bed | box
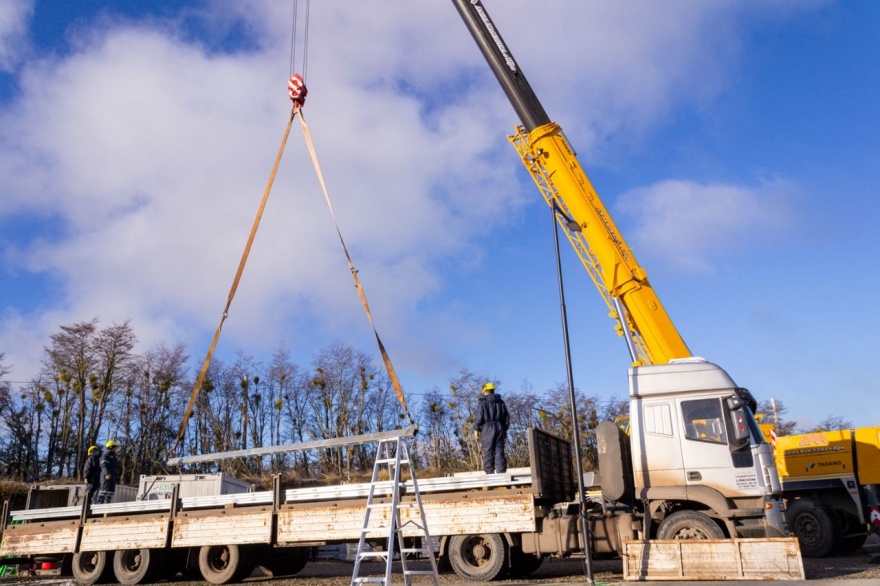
[166,426,417,466]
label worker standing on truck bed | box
[83,445,102,503]
[473,383,510,474]
[96,439,119,503]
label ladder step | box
[403,570,437,575]
[355,552,388,559]
[353,578,386,584]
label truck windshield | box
[681,398,728,445]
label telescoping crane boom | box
[451,0,690,366]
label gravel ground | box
[254,536,880,586]
[183,535,880,585]
[5,535,878,585]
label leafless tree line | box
[0,319,634,486]
[0,321,855,488]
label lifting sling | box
[170,75,413,458]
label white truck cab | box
[627,358,788,538]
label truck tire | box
[72,551,114,585]
[198,544,254,585]
[113,548,163,585]
[785,499,841,558]
[448,534,507,581]
[656,510,725,540]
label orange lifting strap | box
[170,76,413,458]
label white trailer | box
[0,426,804,585]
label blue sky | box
[1,1,878,429]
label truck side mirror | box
[730,407,750,442]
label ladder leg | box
[351,437,440,586]
[351,439,392,586]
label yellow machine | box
[451,6,690,368]
[763,424,880,557]
[507,122,690,366]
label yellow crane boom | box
[453,0,691,365]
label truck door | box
[678,397,762,497]
[630,400,685,488]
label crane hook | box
[288,73,307,107]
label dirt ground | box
[193,534,880,585]
[5,535,878,585]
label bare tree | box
[0,361,44,480]
[808,415,854,433]
[267,343,295,470]
[446,369,485,472]
[420,388,458,470]
[539,383,611,470]
[196,360,247,476]
[117,343,189,482]
[43,372,76,477]
[306,343,378,477]
[87,321,136,448]
[44,319,99,478]
[501,383,542,469]
[756,398,797,436]
[281,366,313,477]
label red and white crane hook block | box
[288,73,307,107]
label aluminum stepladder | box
[351,436,440,586]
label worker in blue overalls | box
[473,382,510,474]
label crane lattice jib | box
[509,123,691,366]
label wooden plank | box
[623,538,804,581]
[738,539,806,579]
[277,493,536,544]
[81,514,170,551]
[0,520,78,556]
[172,507,272,547]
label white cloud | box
[0,0,32,72]
[0,1,817,386]
[616,178,796,272]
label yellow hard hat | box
[482,382,495,393]
[106,439,118,448]
[88,446,98,455]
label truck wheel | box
[656,510,724,540]
[72,551,114,585]
[198,544,254,585]
[508,549,543,577]
[113,548,163,585]
[448,534,507,581]
[785,499,841,558]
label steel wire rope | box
[289,0,310,80]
